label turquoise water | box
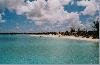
[0,34,99,64]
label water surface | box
[0,34,99,64]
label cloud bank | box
[0,13,5,23]
[0,0,99,32]
[77,0,98,15]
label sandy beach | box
[30,34,99,42]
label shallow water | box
[0,34,99,64]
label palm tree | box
[92,18,99,38]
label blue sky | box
[0,0,99,33]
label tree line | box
[0,18,99,39]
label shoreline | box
[30,34,99,42]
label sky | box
[0,0,99,33]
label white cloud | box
[77,0,98,15]
[24,0,82,27]
[0,14,2,22]
[0,0,73,24]
[1,0,94,31]
[0,14,5,23]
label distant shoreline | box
[0,33,99,42]
[30,34,99,42]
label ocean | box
[0,34,99,64]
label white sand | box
[30,34,99,42]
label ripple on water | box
[0,34,99,64]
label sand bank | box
[30,35,99,42]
